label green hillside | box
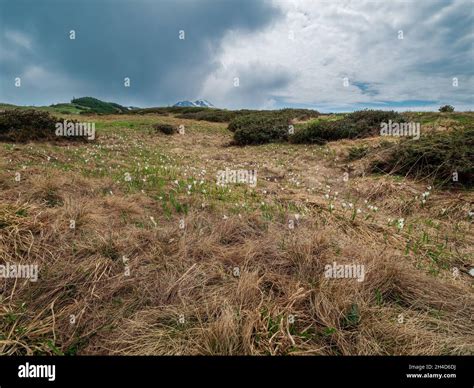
[0,97,132,115]
[71,97,129,114]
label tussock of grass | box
[371,127,474,188]
[346,145,369,161]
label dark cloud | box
[0,0,282,106]
[217,62,295,109]
[1,0,472,111]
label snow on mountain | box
[173,100,215,108]
[193,99,214,107]
[173,100,196,107]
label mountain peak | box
[173,99,214,108]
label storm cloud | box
[0,0,283,107]
[0,0,472,111]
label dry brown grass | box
[0,114,472,355]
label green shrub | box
[290,120,334,144]
[228,112,275,133]
[0,109,88,142]
[227,109,319,145]
[231,113,290,145]
[133,106,209,115]
[278,108,319,121]
[347,145,369,161]
[176,109,238,122]
[290,120,360,144]
[439,105,455,112]
[290,110,405,144]
[133,107,318,126]
[371,127,473,187]
[153,123,175,135]
[345,109,404,128]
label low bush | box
[439,105,455,112]
[133,106,209,115]
[176,109,238,122]
[231,113,290,145]
[290,120,361,144]
[345,109,405,128]
[228,112,277,133]
[153,123,175,135]
[371,127,473,187]
[346,145,370,161]
[0,109,88,142]
[278,108,319,121]
[228,109,318,132]
[228,109,319,145]
[134,107,319,127]
[290,110,405,144]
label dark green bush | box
[347,145,369,161]
[176,109,238,122]
[153,123,175,135]
[133,106,209,115]
[228,112,278,133]
[0,109,88,142]
[290,120,363,144]
[439,105,455,112]
[290,110,405,144]
[290,120,335,144]
[345,109,404,128]
[175,108,319,125]
[133,107,318,127]
[231,114,290,145]
[278,108,319,121]
[371,127,473,187]
[227,109,319,145]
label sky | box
[0,0,473,112]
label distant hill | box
[0,102,88,115]
[0,97,136,115]
[174,99,214,108]
[71,97,130,114]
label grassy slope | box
[0,102,90,115]
[0,97,129,115]
[0,111,472,355]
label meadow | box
[0,108,472,355]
